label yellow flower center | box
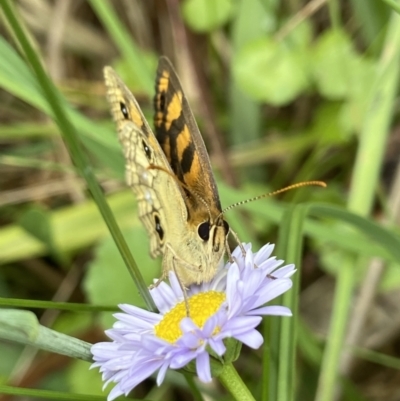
[154,291,226,343]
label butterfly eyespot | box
[119,102,129,119]
[154,214,164,240]
[142,140,152,160]
[198,222,210,241]
[223,220,230,234]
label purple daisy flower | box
[91,243,295,400]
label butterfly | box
[103,57,230,287]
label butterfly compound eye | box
[119,102,129,119]
[198,222,210,241]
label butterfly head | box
[196,216,229,254]
[184,209,229,285]
[186,187,229,254]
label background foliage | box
[0,0,400,400]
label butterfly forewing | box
[103,66,188,258]
[153,57,222,215]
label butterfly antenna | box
[217,181,326,218]
[147,164,179,182]
[192,190,212,220]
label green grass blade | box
[381,0,400,14]
[275,204,306,401]
[0,35,124,175]
[0,297,117,312]
[308,203,400,263]
[352,347,400,370]
[0,384,109,401]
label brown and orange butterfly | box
[104,57,229,287]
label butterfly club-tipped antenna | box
[218,181,327,216]
[217,180,327,252]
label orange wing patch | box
[184,151,200,189]
[166,92,183,131]
[157,70,170,94]
[176,125,191,161]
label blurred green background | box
[0,0,400,400]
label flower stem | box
[218,363,256,401]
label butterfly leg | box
[163,243,209,317]
[228,228,247,256]
[148,271,167,289]
[170,260,191,317]
[225,236,234,263]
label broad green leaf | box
[309,102,351,142]
[311,29,358,100]
[182,0,236,32]
[67,360,106,397]
[284,18,313,51]
[18,206,68,267]
[0,342,22,377]
[0,191,137,264]
[83,227,161,327]
[339,57,376,133]
[233,37,310,105]
[229,0,272,176]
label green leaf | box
[18,206,68,267]
[83,227,161,326]
[309,102,351,142]
[182,0,235,32]
[233,37,310,105]
[339,57,376,133]
[18,207,53,247]
[311,29,359,100]
[67,360,106,397]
